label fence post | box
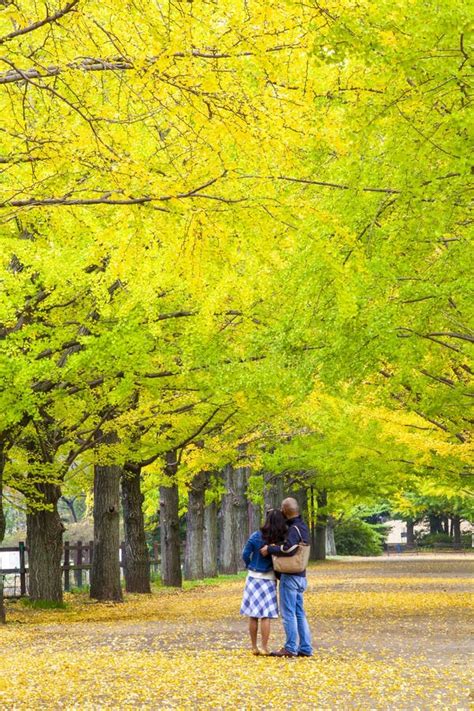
[75,540,83,589]
[88,540,94,587]
[64,540,70,592]
[19,541,26,596]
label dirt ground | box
[1,555,473,709]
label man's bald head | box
[281,497,299,518]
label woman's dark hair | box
[261,509,287,544]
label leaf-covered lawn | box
[2,557,473,709]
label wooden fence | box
[0,540,161,597]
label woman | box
[240,509,287,655]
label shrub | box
[334,519,385,556]
[416,532,452,548]
[417,532,473,549]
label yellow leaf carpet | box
[1,557,472,709]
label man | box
[260,497,313,657]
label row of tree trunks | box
[22,455,151,603]
[20,465,343,602]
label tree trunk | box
[0,576,5,624]
[184,471,207,580]
[160,450,182,587]
[263,471,284,512]
[61,496,78,523]
[26,482,64,602]
[0,439,5,622]
[442,516,450,535]
[203,500,218,578]
[0,443,6,544]
[313,490,327,561]
[90,434,123,602]
[218,465,238,574]
[406,519,415,546]
[294,487,309,522]
[248,501,261,533]
[326,516,337,556]
[429,514,443,535]
[234,465,250,571]
[309,487,316,552]
[452,515,462,550]
[121,465,150,593]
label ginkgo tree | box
[0,0,471,602]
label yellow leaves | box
[1,558,472,708]
[379,30,399,48]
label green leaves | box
[0,0,470,517]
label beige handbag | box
[272,526,311,574]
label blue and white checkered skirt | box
[240,575,279,618]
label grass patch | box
[150,570,247,592]
[20,598,67,610]
[68,585,91,594]
[183,571,247,590]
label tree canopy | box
[0,0,472,525]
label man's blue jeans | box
[279,574,313,655]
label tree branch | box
[277,175,400,195]
[0,0,79,44]
[0,44,300,85]
[0,174,230,210]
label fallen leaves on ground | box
[1,558,473,709]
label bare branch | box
[426,332,474,344]
[0,174,230,210]
[0,44,300,85]
[277,175,400,195]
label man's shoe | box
[297,652,313,657]
[269,647,297,658]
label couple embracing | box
[240,497,313,658]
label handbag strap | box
[293,525,309,545]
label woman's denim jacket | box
[242,530,273,573]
